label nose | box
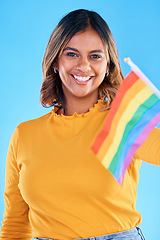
[76,56,91,72]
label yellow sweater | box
[1,100,160,240]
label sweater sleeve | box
[136,127,160,165]
[0,128,32,239]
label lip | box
[70,74,94,85]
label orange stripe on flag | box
[91,72,144,155]
[96,78,146,161]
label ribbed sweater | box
[1,100,160,239]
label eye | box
[66,52,78,57]
[90,54,101,59]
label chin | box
[72,91,92,98]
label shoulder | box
[136,127,160,164]
[19,111,52,128]
[12,111,53,141]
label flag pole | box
[124,58,160,98]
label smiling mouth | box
[71,74,94,82]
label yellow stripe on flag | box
[96,79,145,161]
[98,86,153,168]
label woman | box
[1,9,159,240]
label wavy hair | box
[40,9,124,109]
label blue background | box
[0,0,160,239]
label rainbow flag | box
[91,58,160,185]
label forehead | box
[65,27,106,51]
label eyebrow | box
[63,47,104,54]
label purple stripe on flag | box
[117,112,160,184]
[113,100,160,182]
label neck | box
[63,93,99,116]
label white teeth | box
[73,75,91,81]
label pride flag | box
[91,58,160,185]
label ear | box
[106,64,109,73]
[105,64,109,77]
[53,61,58,70]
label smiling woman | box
[56,27,108,115]
[41,9,123,112]
[1,8,159,240]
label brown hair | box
[40,9,124,109]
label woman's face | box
[57,27,108,101]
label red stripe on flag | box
[91,71,139,154]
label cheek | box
[58,57,74,71]
[58,65,69,81]
[95,67,106,81]
[94,61,107,74]
[58,62,73,80]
